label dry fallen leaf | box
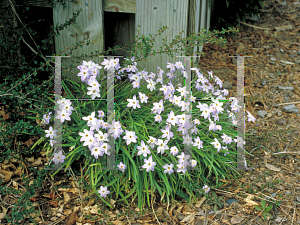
[0,169,13,183]
[90,205,101,215]
[244,194,259,206]
[231,214,245,224]
[63,192,71,204]
[180,212,195,223]
[195,196,206,208]
[266,163,281,172]
[32,157,43,167]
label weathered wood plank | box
[27,0,136,13]
[53,0,105,104]
[104,0,135,13]
[135,0,189,88]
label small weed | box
[255,199,273,221]
[206,191,224,212]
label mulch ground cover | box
[1,0,300,224]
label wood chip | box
[266,163,281,171]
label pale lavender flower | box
[193,136,203,149]
[163,164,174,175]
[203,185,210,194]
[127,95,141,109]
[49,139,57,147]
[87,87,101,99]
[98,110,105,118]
[156,139,169,154]
[170,146,179,156]
[53,150,65,164]
[56,109,71,123]
[177,152,190,165]
[82,112,97,126]
[142,155,156,172]
[166,110,178,126]
[154,114,163,123]
[43,112,52,124]
[176,163,187,174]
[98,186,110,198]
[161,127,173,140]
[147,136,157,149]
[137,140,151,157]
[183,134,193,146]
[166,62,176,73]
[45,126,57,140]
[90,144,104,159]
[117,162,127,172]
[83,136,97,150]
[94,131,109,143]
[210,138,222,152]
[79,129,94,142]
[246,110,256,123]
[100,142,111,156]
[189,160,197,167]
[123,130,138,145]
[234,136,246,148]
[138,92,148,103]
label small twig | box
[47,217,64,225]
[210,206,233,220]
[46,174,62,199]
[239,21,272,30]
[38,203,44,222]
[279,205,295,222]
[0,194,15,208]
[247,207,266,225]
[13,180,27,191]
[292,205,296,225]
[203,199,208,225]
[272,151,300,155]
[277,101,300,106]
[151,192,161,225]
[122,209,131,225]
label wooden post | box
[135,0,213,88]
[53,0,105,99]
[135,0,189,88]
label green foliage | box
[1,0,248,217]
[255,199,274,221]
[0,0,81,222]
[0,167,47,224]
[0,1,61,164]
[206,191,224,212]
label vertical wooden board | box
[189,0,213,66]
[135,0,189,89]
[53,0,105,100]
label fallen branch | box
[239,21,272,30]
[277,101,300,106]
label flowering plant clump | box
[35,57,256,210]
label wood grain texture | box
[27,0,136,13]
[53,0,105,88]
[135,0,189,88]
[104,0,135,13]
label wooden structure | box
[26,0,214,89]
